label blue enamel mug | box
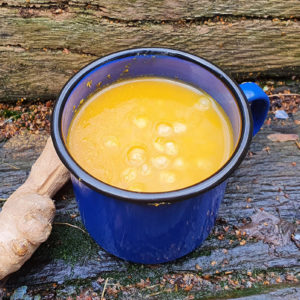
[52,48,269,264]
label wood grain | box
[0,7,299,101]
[1,0,300,19]
[1,113,299,291]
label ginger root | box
[0,137,69,280]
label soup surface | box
[67,77,234,192]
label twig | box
[146,284,161,289]
[0,161,20,170]
[101,277,109,300]
[146,291,164,298]
[53,222,87,234]
[0,198,7,202]
[295,140,300,150]
[268,93,300,98]
[0,117,13,127]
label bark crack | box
[0,44,98,57]
[0,3,299,24]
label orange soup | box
[67,78,234,192]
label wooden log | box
[2,0,300,19]
[0,6,299,102]
[1,111,299,295]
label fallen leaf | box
[184,284,193,291]
[275,110,288,119]
[267,133,299,142]
[54,8,63,14]
[286,274,296,281]
[218,234,224,240]
[291,226,300,249]
[86,80,92,88]
[62,48,70,54]
[263,146,271,154]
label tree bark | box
[2,0,300,19]
[0,3,299,102]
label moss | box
[0,109,22,120]
[184,247,212,259]
[34,220,99,264]
[123,264,165,285]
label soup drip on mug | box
[67,77,234,192]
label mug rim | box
[51,47,253,203]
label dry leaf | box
[291,227,300,249]
[267,133,299,142]
[62,48,70,54]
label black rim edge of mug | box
[51,47,253,203]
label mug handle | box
[239,82,270,136]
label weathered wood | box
[0,132,48,200]
[2,0,300,19]
[221,125,300,222]
[4,239,300,285]
[234,287,300,300]
[0,7,299,101]
[1,109,299,298]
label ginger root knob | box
[10,239,29,257]
[0,137,69,280]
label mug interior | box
[62,53,241,148]
[53,48,252,202]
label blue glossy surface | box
[240,82,270,136]
[72,175,226,263]
[53,48,269,263]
